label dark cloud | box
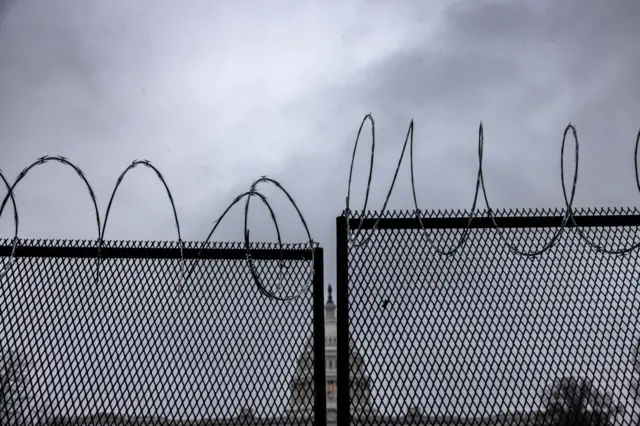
[1,0,639,287]
[345,0,640,217]
[186,0,640,285]
[0,0,17,27]
[1,0,639,416]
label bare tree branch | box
[542,375,623,426]
[1,348,28,426]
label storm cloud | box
[1,0,639,286]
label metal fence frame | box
[0,239,326,426]
[335,208,640,425]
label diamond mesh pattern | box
[340,208,640,426]
[0,239,320,426]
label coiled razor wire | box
[100,159,184,289]
[184,176,315,301]
[0,169,18,282]
[0,156,315,300]
[346,113,640,256]
[0,156,100,281]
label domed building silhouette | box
[38,283,567,426]
[287,284,375,424]
[281,287,559,426]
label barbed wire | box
[346,113,640,256]
[0,156,315,300]
[0,170,18,282]
[101,159,185,290]
[184,176,315,301]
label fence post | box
[312,247,326,426]
[335,214,350,426]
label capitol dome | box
[287,285,375,423]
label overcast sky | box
[1,0,640,287]
[2,0,640,421]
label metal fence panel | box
[337,208,640,426]
[0,239,324,426]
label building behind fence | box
[0,239,325,426]
[2,206,640,425]
[336,207,640,426]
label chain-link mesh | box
[338,207,640,426]
[0,239,322,426]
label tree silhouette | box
[632,340,640,395]
[1,349,28,426]
[542,375,622,426]
[631,340,640,426]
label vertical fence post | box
[313,247,326,426]
[335,215,350,426]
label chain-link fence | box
[336,207,640,426]
[0,238,325,426]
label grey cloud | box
[2,0,640,287]
[181,0,640,286]
[444,0,640,56]
[0,0,16,27]
[345,0,640,215]
[1,0,639,417]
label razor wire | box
[0,156,315,300]
[0,169,18,282]
[345,113,640,256]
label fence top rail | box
[0,238,319,260]
[339,206,640,230]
